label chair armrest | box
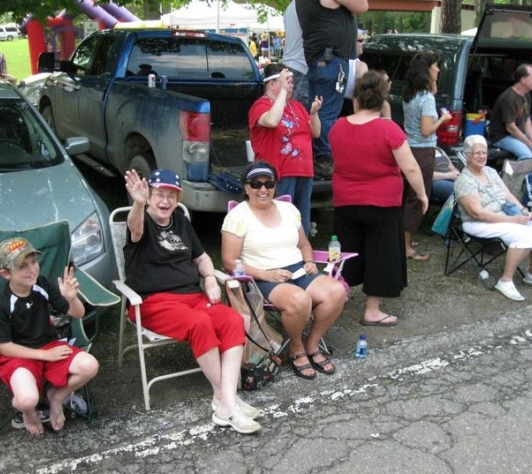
[113,279,143,306]
[214,269,231,284]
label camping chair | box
[109,206,202,411]
[443,205,524,288]
[225,197,357,356]
[0,220,120,431]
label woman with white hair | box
[454,134,532,301]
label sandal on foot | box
[288,352,316,380]
[360,314,398,327]
[307,350,336,375]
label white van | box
[0,26,20,41]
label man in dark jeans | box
[296,0,368,178]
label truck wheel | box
[42,105,56,132]
[130,154,154,181]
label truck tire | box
[42,105,56,132]
[130,154,155,181]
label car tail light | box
[437,110,462,147]
[180,111,211,182]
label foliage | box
[0,0,522,27]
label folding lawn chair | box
[0,220,120,431]
[109,205,202,411]
[444,206,524,288]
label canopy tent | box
[161,0,284,31]
[461,27,477,36]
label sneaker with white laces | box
[212,409,261,434]
[494,279,525,302]
[523,272,532,286]
[11,410,50,429]
[211,396,262,420]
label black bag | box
[225,277,284,391]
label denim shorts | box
[255,261,320,300]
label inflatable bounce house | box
[21,0,139,74]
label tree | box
[440,0,463,33]
[1,0,287,24]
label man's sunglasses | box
[247,179,276,189]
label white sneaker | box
[495,279,525,302]
[212,409,261,434]
[211,396,262,420]
[523,272,532,286]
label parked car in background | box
[0,26,20,41]
[0,80,116,320]
[361,4,532,156]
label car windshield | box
[0,98,61,171]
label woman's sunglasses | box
[247,179,276,189]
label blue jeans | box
[276,176,313,237]
[493,135,532,160]
[431,179,454,204]
[307,55,349,155]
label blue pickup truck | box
[38,28,267,212]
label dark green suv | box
[361,4,532,155]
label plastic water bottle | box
[233,259,245,276]
[328,235,341,262]
[479,269,489,281]
[354,334,368,359]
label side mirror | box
[38,52,56,72]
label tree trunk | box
[440,0,463,34]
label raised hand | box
[125,169,149,204]
[57,265,79,301]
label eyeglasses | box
[468,151,488,157]
[247,179,276,189]
[152,190,178,201]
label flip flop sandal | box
[288,352,316,380]
[360,314,398,327]
[307,350,336,375]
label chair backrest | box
[227,194,292,213]
[110,204,191,282]
[0,220,72,281]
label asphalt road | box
[2,161,532,473]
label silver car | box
[0,80,116,319]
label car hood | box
[0,162,98,232]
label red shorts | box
[0,340,83,394]
[129,292,245,358]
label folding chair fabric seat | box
[109,206,201,411]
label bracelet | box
[304,260,314,264]
[204,274,215,280]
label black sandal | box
[288,352,316,380]
[307,350,336,375]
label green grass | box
[1,38,32,81]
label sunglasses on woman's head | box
[247,179,276,189]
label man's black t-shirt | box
[124,211,205,298]
[296,0,356,63]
